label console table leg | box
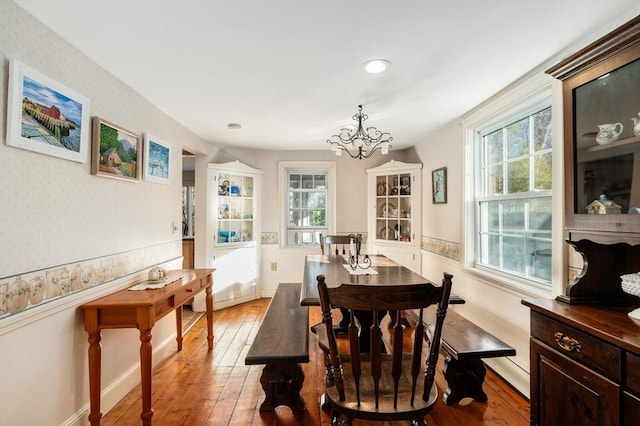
[87,329,102,426]
[139,328,154,426]
[176,305,183,351]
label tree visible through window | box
[286,171,328,246]
[477,107,552,284]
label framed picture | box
[144,134,171,184]
[91,117,141,181]
[432,167,447,204]
[6,59,90,162]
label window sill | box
[464,264,552,300]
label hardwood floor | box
[102,298,530,425]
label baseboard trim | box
[484,356,530,400]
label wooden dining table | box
[300,254,462,306]
[301,254,463,350]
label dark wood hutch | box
[523,16,640,426]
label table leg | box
[206,284,214,350]
[175,305,183,351]
[87,329,102,425]
[139,328,154,426]
[83,308,103,426]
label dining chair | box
[320,233,360,257]
[314,272,454,425]
[319,233,362,332]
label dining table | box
[300,254,463,350]
[300,253,462,306]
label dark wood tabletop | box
[300,254,462,306]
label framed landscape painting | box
[91,117,141,182]
[144,134,171,184]
[432,167,447,204]
[6,59,90,162]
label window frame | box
[278,161,336,248]
[463,73,556,297]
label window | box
[279,162,336,247]
[477,107,552,283]
[465,78,553,289]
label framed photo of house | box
[432,167,447,204]
[144,134,171,184]
[6,59,90,162]
[91,117,141,181]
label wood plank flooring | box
[101,298,530,425]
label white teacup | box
[148,267,166,281]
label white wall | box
[209,148,416,296]
[0,2,212,424]
[412,101,537,398]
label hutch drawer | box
[531,311,622,382]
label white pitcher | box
[595,123,624,144]
[632,113,640,137]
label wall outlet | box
[172,222,180,235]
[270,262,277,271]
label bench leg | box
[442,355,488,405]
[259,363,306,412]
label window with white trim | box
[279,162,336,247]
[467,85,553,287]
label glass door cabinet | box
[197,161,262,311]
[367,160,422,272]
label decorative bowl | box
[621,272,640,319]
[622,272,640,296]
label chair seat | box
[325,354,438,421]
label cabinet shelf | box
[582,135,640,153]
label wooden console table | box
[79,268,214,426]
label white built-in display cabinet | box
[366,160,422,272]
[195,161,262,311]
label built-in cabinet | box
[524,17,640,426]
[195,161,262,311]
[366,160,422,272]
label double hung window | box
[477,107,552,284]
[464,75,554,290]
[280,162,336,247]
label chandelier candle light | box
[327,105,392,159]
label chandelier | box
[326,105,392,159]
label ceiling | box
[14,1,640,153]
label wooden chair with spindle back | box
[318,233,362,332]
[320,233,359,257]
[315,272,454,425]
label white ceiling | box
[14,1,640,152]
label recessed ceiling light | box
[363,59,391,74]
[227,123,242,130]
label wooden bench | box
[409,307,516,405]
[245,283,309,412]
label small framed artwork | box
[91,117,141,181]
[432,167,447,204]
[144,134,171,184]
[6,59,90,162]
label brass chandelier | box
[326,105,392,159]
